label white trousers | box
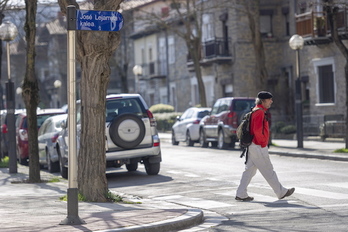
[236,143,288,199]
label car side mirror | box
[176,116,181,121]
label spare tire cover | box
[109,113,146,149]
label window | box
[282,7,290,36]
[313,57,335,104]
[159,37,167,75]
[260,9,273,37]
[168,36,175,64]
[161,7,169,18]
[318,65,334,103]
[202,14,214,42]
[141,47,145,64]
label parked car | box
[199,97,256,149]
[15,108,66,165]
[38,114,67,172]
[171,107,211,146]
[57,93,162,179]
[0,109,26,158]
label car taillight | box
[146,110,157,127]
[228,112,238,128]
[2,124,8,133]
[51,133,59,143]
[153,135,160,147]
[19,129,28,141]
[192,119,200,124]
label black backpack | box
[236,108,263,162]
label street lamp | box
[289,34,304,148]
[53,80,62,108]
[132,65,142,93]
[0,21,18,173]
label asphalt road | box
[107,141,348,231]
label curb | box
[269,150,348,162]
[97,209,204,232]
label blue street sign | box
[76,10,123,31]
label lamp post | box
[132,65,142,93]
[289,34,304,148]
[0,21,18,173]
[53,80,62,108]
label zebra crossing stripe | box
[294,187,348,199]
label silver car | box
[57,94,161,179]
[38,114,67,172]
[172,107,211,146]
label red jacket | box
[250,104,269,147]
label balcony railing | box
[140,60,167,79]
[295,10,348,43]
[187,37,232,67]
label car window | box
[185,109,194,119]
[54,120,64,130]
[197,110,210,119]
[106,98,145,122]
[217,99,230,114]
[211,100,221,115]
[38,120,49,136]
[37,115,54,128]
[15,116,23,128]
[233,100,255,112]
[180,109,190,119]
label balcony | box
[187,37,232,68]
[140,60,167,80]
[295,10,348,45]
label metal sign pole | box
[60,5,85,225]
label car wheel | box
[109,114,145,149]
[126,162,138,172]
[144,160,160,175]
[19,157,28,166]
[218,130,228,149]
[58,148,68,179]
[199,129,208,148]
[186,131,194,146]
[47,149,59,173]
[171,130,179,145]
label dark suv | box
[57,94,162,179]
[199,97,256,149]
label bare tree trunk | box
[189,38,207,107]
[244,0,268,91]
[23,0,40,182]
[59,0,122,201]
[325,3,348,149]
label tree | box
[0,0,10,113]
[58,0,123,201]
[323,0,348,148]
[243,0,268,91]
[22,0,41,183]
[134,0,212,107]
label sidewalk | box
[0,165,203,232]
[0,134,347,232]
[269,138,348,162]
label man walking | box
[235,91,295,201]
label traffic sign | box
[76,10,123,31]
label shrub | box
[149,104,174,113]
[280,125,296,134]
[272,121,286,133]
[154,112,181,132]
[0,156,9,168]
